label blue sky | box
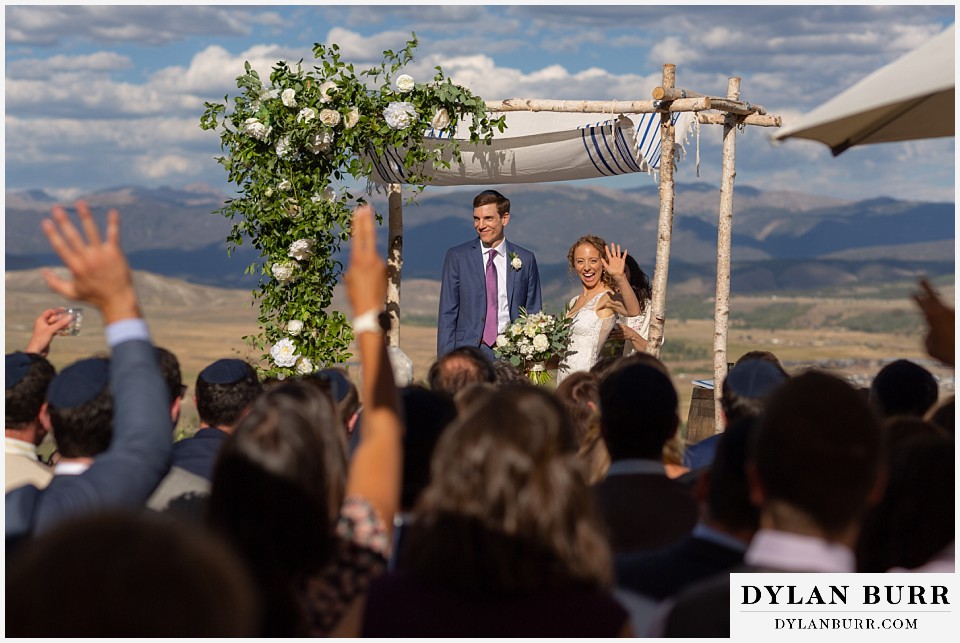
[4,3,956,202]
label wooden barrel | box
[685,386,716,445]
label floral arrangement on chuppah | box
[200,34,504,378]
[494,309,574,385]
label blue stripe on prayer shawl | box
[637,114,659,161]
[579,127,607,176]
[614,126,644,173]
[598,123,632,175]
[584,125,619,176]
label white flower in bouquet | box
[281,88,297,107]
[520,343,534,358]
[296,356,315,375]
[384,101,417,130]
[288,239,316,261]
[278,179,292,191]
[524,323,538,338]
[395,74,415,93]
[242,117,271,141]
[345,107,360,129]
[286,199,302,219]
[318,81,337,103]
[430,108,451,130]
[532,334,550,352]
[270,338,298,368]
[272,261,296,284]
[308,131,333,154]
[286,319,304,336]
[296,107,316,123]
[275,134,293,158]
[496,335,510,348]
[319,109,341,127]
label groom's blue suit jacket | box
[437,238,542,357]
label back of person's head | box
[6,510,259,637]
[46,357,113,458]
[598,352,671,382]
[752,370,883,534]
[407,385,611,593]
[473,189,510,216]
[721,358,789,426]
[491,358,529,387]
[206,381,346,636]
[428,346,495,395]
[555,371,609,484]
[155,346,184,406]
[735,350,787,372]
[304,367,360,428]
[881,415,949,454]
[400,385,457,511]
[6,352,56,429]
[869,359,939,419]
[600,363,679,461]
[703,417,760,535]
[195,358,262,428]
[453,381,498,416]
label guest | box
[869,358,939,419]
[452,381,498,416]
[594,363,698,553]
[362,386,630,637]
[604,254,653,356]
[204,203,402,637]
[6,201,172,546]
[5,353,56,491]
[554,371,610,484]
[170,358,261,481]
[427,345,495,397]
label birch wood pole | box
[647,64,677,359]
[485,97,710,113]
[713,78,741,433]
[386,183,403,348]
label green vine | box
[200,34,504,377]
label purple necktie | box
[482,249,498,346]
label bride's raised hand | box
[602,243,628,280]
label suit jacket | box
[5,338,173,545]
[437,239,542,357]
[593,472,699,554]
[170,427,229,481]
[615,533,745,601]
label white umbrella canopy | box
[772,24,955,155]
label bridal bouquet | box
[494,308,573,385]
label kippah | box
[726,359,787,399]
[6,353,35,389]
[315,369,351,403]
[199,359,252,385]
[47,358,110,408]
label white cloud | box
[134,154,200,179]
[6,51,131,78]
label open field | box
[6,269,954,438]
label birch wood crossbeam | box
[485,97,710,113]
[654,87,767,115]
[698,113,782,127]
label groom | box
[437,190,542,359]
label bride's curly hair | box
[567,235,618,292]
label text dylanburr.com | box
[730,573,957,640]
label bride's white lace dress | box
[557,291,617,384]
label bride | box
[556,235,641,384]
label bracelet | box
[352,309,387,335]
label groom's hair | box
[473,190,510,216]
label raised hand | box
[24,307,75,356]
[344,203,387,317]
[913,278,954,366]
[40,201,140,324]
[601,243,628,280]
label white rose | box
[296,356,314,375]
[271,261,295,284]
[278,180,292,191]
[524,324,537,338]
[511,256,522,271]
[275,134,292,158]
[264,188,274,198]
[286,319,304,336]
[345,107,359,129]
[318,81,337,104]
[310,186,336,204]
[242,117,271,141]
[495,335,509,348]
[532,334,550,352]
[395,74,415,93]
[308,131,333,154]
[319,109,341,127]
[281,88,297,107]
[261,87,279,101]
[383,101,417,130]
[288,238,316,261]
[430,108,451,130]
[286,199,302,219]
[296,107,316,123]
[270,338,298,368]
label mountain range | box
[6,183,954,309]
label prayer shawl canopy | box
[772,24,955,155]
[368,110,695,186]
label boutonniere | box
[509,251,522,271]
